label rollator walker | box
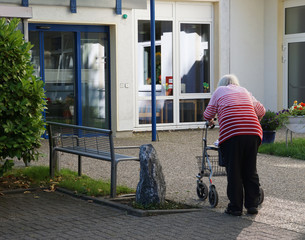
[196,120,264,208]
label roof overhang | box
[0,5,32,18]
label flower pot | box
[284,116,305,133]
[262,130,276,144]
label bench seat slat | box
[54,146,139,162]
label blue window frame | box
[29,24,111,131]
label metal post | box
[150,0,157,141]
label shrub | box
[0,18,46,175]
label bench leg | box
[50,149,57,178]
[110,161,117,198]
[49,149,54,177]
[78,155,82,176]
[50,149,59,178]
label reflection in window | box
[180,24,210,94]
[143,45,161,85]
[139,100,173,124]
[29,32,40,78]
[81,32,109,129]
[138,20,173,97]
[41,31,76,124]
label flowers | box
[261,110,288,131]
[288,101,305,116]
[261,100,305,131]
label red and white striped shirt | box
[203,84,265,144]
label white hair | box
[217,74,240,87]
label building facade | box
[0,0,304,136]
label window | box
[136,2,213,127]
[180,23,210,94]
[285,6,305,34]
[138,20,173,97]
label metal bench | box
[47,121,140,198]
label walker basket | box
[196,155,227,176]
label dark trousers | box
[220,135,261,211]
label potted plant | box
[260,110,288,143]
[284,101,305,134]
[203,82,209,93]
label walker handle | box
[204,118,217,129]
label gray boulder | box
[136,144,166,206]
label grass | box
[258,138,305,160]
[1,166,197,210]
[2,166,135,197]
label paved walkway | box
[0,190,303,240]
[2,127,305,239]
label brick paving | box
[0,189,303,240]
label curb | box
[55,187,204,217]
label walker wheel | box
[209,185,218,208]
[196,181,208,200]
[258,187,264,205]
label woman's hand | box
[209,119,215,126]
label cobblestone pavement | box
[3,127,305,239]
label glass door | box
[287,41,305,107]
[30,31,76,124]
[29,24,110,129]
[44,31,76,124]
[284,2,305,107]
[81,32,109,128]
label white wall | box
[263,0,278,111]
[230,0,265,102]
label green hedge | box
[0,18,46,175]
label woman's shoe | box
[247,207,258,215]
[225,208,242,216]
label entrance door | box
[29,24,110,129]
[284,2,305,107]
[81,32,109,128]
[285,40,305,107]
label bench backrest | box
[47,122,114,158]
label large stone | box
[136,144,166,206]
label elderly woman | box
[203,74,265,216]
